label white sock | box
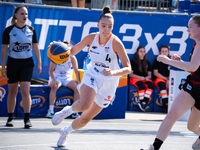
[64,123,75,134]
[49,105,54,112]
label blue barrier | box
[0,84,17,116]
[53,86,74,112]
[17,85,49,117]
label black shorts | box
[7,57,34,84]
[183,79,200,110]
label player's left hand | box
[103,68,112,76]
[157,55,171,64]
[37,64,42,75]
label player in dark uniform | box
[146,15,200,150]
[1,6,42,129]
[153,45,170,113]
[129,46,154,112]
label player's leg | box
[78,0,85,8]
[149,90,195,150]
[57,101,102,147]
[66,80,80,118]
[71,0,77,7]
[46,78,61,118]
[66,80,79,102]
[188,106,200,150]
[6,82,19,127]
[20,81,32,128]
[52,84,96,125]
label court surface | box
[0,111,197,150]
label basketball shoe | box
[192,138,200,150]
[147,144,154,150]
[46,109,54,118]
[52,106,72,125]
[57,127,68,147]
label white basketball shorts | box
[77,72,119,108]
[48,76,75,87]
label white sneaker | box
[71,112,80,119]
[57,127,68,147]
[46,109,54,118]
[52,106,72,125]
[192,138,200,150]
[138,102,145,112]
[147,144,154,150]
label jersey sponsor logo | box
[13,42,31,52]
[190,80,200,86]
[92,46,97,49]
[105,47,109,53]
[90,77,94,85]
[95,62,109,68]
[186,83,192,90]
[104,95,115,105]
[0,87,6,102]
[58,71,67,75]
[90,49,99,54]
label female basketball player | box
[146,15,200,150]
[1,6,42,128]
[51,6,132,147]
[153,45,170,113]
[129,46,154,112]
[46,41,80,119]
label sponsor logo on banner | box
[20,95,46,107]
[156,93,163,106]
[54,96,73,108]
[0,87,6,102]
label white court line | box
[180,132,198,137]
[0,120,186,127]
[0,140,193,149]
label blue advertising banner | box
[0,2,194,79]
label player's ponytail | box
[98,6,113,22]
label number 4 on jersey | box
[106,54,111,63]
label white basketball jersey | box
[53,57,72,79]
[86,32,120,80]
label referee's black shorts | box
[7,56,34,84]
[183,77,200,110]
